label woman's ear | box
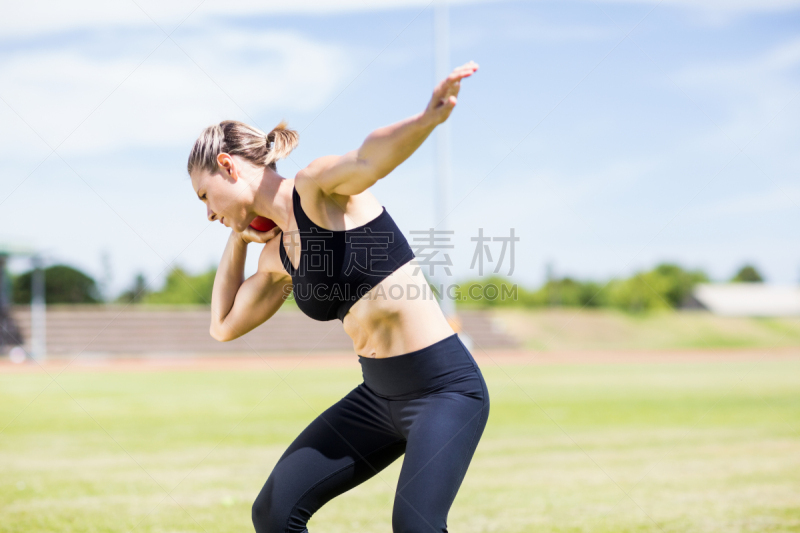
[217,153,236,180]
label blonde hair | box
[187,119,299,176]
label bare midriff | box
[342,260,455,359]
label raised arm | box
[209,229,290,342]
[308,61,479,196]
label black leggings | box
[252,333,490,533]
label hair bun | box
[264,120,299,169]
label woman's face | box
[190,156,254,232]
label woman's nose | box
[206,205,215,221]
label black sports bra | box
[278,186,415,321]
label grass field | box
[1,356,799,532]
[493,308,800,352]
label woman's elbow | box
[209,322,234,343]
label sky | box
[1,0,799,300]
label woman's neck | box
[252,169,293,230]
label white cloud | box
[670,37,800,154]
[512,22,616,43]
[692,184,800,218]
[0,26,356,157]
[587,0,800,15]
[0,0,499,40]
[452,16,617,50]
[674,37,800,94]
[3,0,799,40]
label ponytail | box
[263,120,300,170]
[187,119,299,176]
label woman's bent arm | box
[210,232,247,330]
[209,232,290,342]
[300,112,436,197]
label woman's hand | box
[424,61,479,126]
[235,225,281,245]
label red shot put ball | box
[249,216,277,232]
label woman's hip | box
[357,333,488,401]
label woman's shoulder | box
[294,165,353,212]
[298,155,341,178]
[294,160,383,229]
[295,156,339,197]
[293,170,322,202]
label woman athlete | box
[187,60,489,533]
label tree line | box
[10,266,215,306]
[457,263,763,312]
[9,262,765,313]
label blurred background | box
[1,1,798,532]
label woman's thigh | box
[253,383,405,533]
[391,375,490,533]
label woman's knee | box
[251,479,305,533]
[252,487,282,533]
[252,470,316,533]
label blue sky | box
[1,0,799,299]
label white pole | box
[31,255,46,362]
[434,0,456,320]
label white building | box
[690,283,800,317]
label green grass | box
[493,308,800,351]
[1,359,799,532]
